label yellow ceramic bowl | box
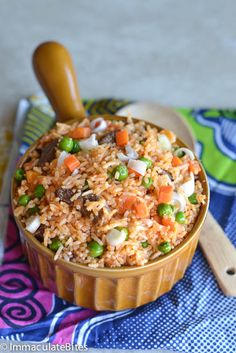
[12,114,209,311]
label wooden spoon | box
[33,41,86,122]
[117,103,236,296]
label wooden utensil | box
[33,41,86,122]
[117,103,236,296]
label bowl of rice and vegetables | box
[11,42,209,310]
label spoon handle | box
[200,212,236,296]
[32,41,86,122]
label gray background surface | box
[0,0,235,352]
[1,0,236,131]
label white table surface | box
[0,0,235,351]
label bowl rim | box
[11,114,210,275]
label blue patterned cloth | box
[3,99,236,352]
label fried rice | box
[13,116,206,268]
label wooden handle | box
[32,41,86,122]
[199,212,236,296]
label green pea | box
[158,241,171,254]
[175,211,186,224]
[107,170,113,179]
[71,140,81,154]
[188,193,198,204]
[15,168,25,182]
[116,227,129,240]
[139,157,153,169]
[88,241,104,258]
[34,184,45,199]
[59,136,73,152]
[175,149,185,158]
[82,179,90,191]
[18,195,31,206]
[157,203,173,217]
[142,176,153,189]
[49,237,62,252]
[141,241,149,248]
[28,205,40,216]
[114,164,128,181]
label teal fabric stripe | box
[22,106,54,143]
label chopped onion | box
[159,168,173,182]
[125,145,138,159]
[90,117,107,132]
[106,229,126,246]
[57,151,70,167]
[174,147,195,160]
[181,172,195,197]
[117,145,139,162]
[26,215,41,234]
[172,192,186,212]
[158,134,172,151]
[128,159,147,176]
[79,134,98,150]
[117,152,129,162]
[71,168,79,176]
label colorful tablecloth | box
[0,97,235,353]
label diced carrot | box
[172,156,182,167]
[188,161,194,173]
[153,215,162,224]
[160,129,176,143]
[120,195,137,213]
[25,170,40,185]
[161,217,175,231]
[158,185,173,204]
[64,155,80,172]
[188,160,201,174]
[134,200,149,219]
[69,127,91,139]
[116,130,129,146]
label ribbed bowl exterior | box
[21,229,200,311]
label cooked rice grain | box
[13,118,206,268]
